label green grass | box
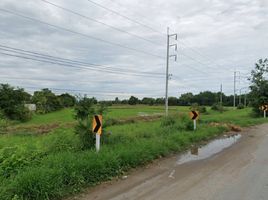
[23,109,75,125]
[0,106,267,200]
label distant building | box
[24,104,36,112]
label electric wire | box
[0,44,164,75]
[87,0,165,36]
[0,51,165,79]
[0,8,165,59]
[40,0,163,46]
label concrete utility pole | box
[233,71,236,109]
[233,71,240,109]
[165,27,177,116]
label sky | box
[0,0,267,100]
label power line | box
[179,39,228,70]
[17,86,164,98]
[0,44,164,75]
[39,0,162,46]
[0,8,164,59]
[87,0,165,36]
[0,51,165,79]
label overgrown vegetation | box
[1,106,266,200]
[74,97,107,149]
[248,58,268,116]
[0,84,32,122]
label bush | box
[74,98,107,150]
[0,84,32,122]
[13,105,32,122]
[160,116,175,127]
[211,103,224,112]
[190,103,207,113]
[0,110,8,134]
[237,104,245,109]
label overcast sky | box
[0,0,267,99]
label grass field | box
[0,105,267,200]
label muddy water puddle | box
[177,134,241,165]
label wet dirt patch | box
[209,122,242,132]
[5,123,61,135]
[177,134,242,165]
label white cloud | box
[0,0,267,99]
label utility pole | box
[233,71,236,109]
[165,27,177,116]
[233,71,240,109]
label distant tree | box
[194,91,217,106]
[178,93,194,106]
[155,98,165,105]
[114,97,120,104]
[0,84,32,121]
[168,97,178,106]
[58,93,76,107]
[141,97,155,105]
[32,89,63,113]
[121,99,128,104]
[128,96,139,105]
[248,59,268,115]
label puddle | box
[177,134,241,165]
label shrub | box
[237,104,245,109]
[74,98,107,150]
[211,103,224,112]
[190,103,207,113]
[160,116,175,127]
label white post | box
[96,134,100,152]
[165,27,170,117]
[264,110,266,119]
[193,119,197,130]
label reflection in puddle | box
[177,134,241,165]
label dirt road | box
[71,123,268,200]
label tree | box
[114,97,120,104]
[178,93,194,106]
[32,89,63,113]
[168,97,178,106]
[141,97,155,105]
[248,59,268,115]
[0,84,32,121]
[128,96,139,105]
[155,98,165,105]
[58,93,76,107]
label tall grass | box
[0,107,267,200]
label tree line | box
[0,58,267,122]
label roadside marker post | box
[190,111,199,131]
[261,105,268,119]
[92,115,102,152]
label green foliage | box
[160,116,175,127]
[32,89,63,114]
[141,97,155,105]
[237,104,245,109]
[211,103,224,112]
[0,84,32,121]
[74,97,107,150]
[190,103,207,113]
[58,93,76,107]
[0,111,8,134]
[0,107,267,199]
[248,59,268,116]
[128,96,139,105]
